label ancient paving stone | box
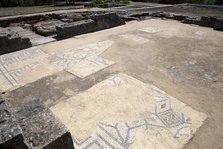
[0,96,28,149]
[14,99,74,149]
[51,73,207,149]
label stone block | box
[56,19,95,39]
[0,28,32,55]
[0,96,28,149]
[182,17,201,25]
[214,18,223,31]
[151,12,171,18]
[200,16,218,27]
[173,14,187,21]
[14,99,74,149]
[90,12,125,31]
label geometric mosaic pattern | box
[46,40,114,78]
[0,40,114,91]
[72,83,192,148]
[51,73,207,149]
[0,47,46,91]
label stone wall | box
[56,19,95,38]
[0,28,32,55]
[56,12,125,39]
[0,97,75,149]
[0,96,28,149]
[90,12,125,31]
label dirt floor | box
[1,19,223,148]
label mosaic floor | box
[51,73,207,149]
[0,40,114,91]
[1,20,218,148]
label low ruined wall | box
[0,97,28,149]
[56,19,95,38]
[0,97,75,149]
[90,12,125,31]
[56,12,125,39]
[0,29,32,55]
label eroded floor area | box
[1,18,223,148]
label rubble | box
[0,96,28,149]
[0,28,32,55]
[14,99,74,149]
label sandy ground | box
[2,19,223,148]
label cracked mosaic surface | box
[46,40,114,78]
[0,40,114,91]
[51,73,207,149]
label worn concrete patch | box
[51,73,207,149]
[120,34,148,44]
[139,27,164,33]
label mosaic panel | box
[51,73,207,149]
[0,40,114,91]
